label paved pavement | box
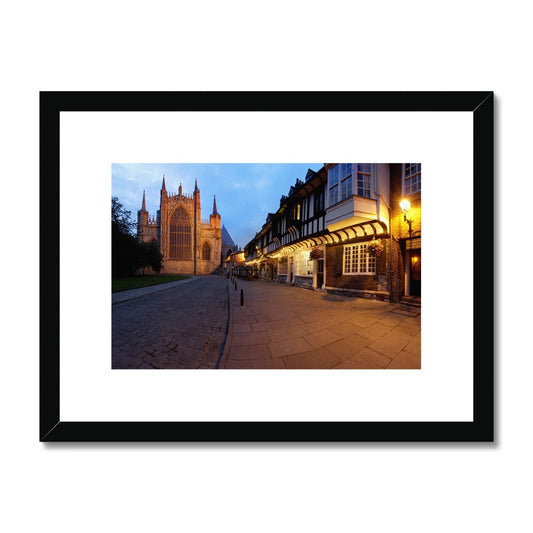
[112,276,228,369]
[220,278,421,369]
[111,275,421,370]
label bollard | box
[240,289,244,306]
[235,281,237,291]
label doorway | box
[289,257,294,283]
[410,250,421,297]
[316,258,324,289]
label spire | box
[179,182,182,196]
[213,195,218,215]
[194,178,198,191]
[141,190,146,211]
[161,174,166,191]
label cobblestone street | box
[112,276,228,369]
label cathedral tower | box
[137,175,223,275]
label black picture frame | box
[40,91,494,442]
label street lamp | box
[400,198,413,239]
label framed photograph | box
[40,91,493,442]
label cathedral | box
[137,176,225,275]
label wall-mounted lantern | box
[400,198,413,239]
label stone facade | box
[137,177,222,275]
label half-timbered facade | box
[242,163,421,302]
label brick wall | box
[325,244,385,292]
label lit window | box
[356,164,371,198]
[343,243,376,274]
[404,163,421,195]
[294,250,313,275]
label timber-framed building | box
[242,163,421,302]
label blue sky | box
[112,163,324,249]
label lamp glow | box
[400,199,411,214]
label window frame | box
[329,163,355,206]
[343,242,376,275]
[356,164,371,198]
[169,206,192,260]
[403,163,421,195]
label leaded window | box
[294,250,313,276]
[169,207,192,259]
[343,243,376,274]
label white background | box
[1,2,528,533]
[60,111,473,422]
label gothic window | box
[202,241,211,261]
[169,207,192,259]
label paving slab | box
[283,348,343,369]
[356,322,393,341]
[220,279,421,370]
[323,333,371,360]
[225,358,286,369]
[368,331,413,358]
[386,350,421,369]
[269,336,314,358]
[230,331,271,346]
[403,333,422,355]
[267,325,309,343]
[306,329,343,349]
[333,360,383,369]
[346,314,380,329]
[350,347,392,368]
[225,344,272,360]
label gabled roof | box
[305,168,317,181]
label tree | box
[137,241,163,275]
[112,197,139,277]
[112,197,163,277]
[112,197,136,236]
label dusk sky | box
[112,163,324,249]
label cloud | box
[112,162,322,248]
